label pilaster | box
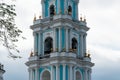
[80,34,84,57]
[35,68,39,80]
[59,27,62,52]
[66,28,69,52]
[69,65,73,80]
[63,64,66,80]
[56,65,59,80]
[51,65,54,80]
[53,28,56,52]
[83,34,87,55]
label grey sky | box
[0,0,120,80]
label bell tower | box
[26,0,94,80]
[42,0,79,19]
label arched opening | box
[50,5,55,17]
[72,38,78,52]
[42,70,51,80]
[68,5,72,15]
[76,71,82,80]
[44,37,53,55]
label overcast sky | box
[0,0,120,80]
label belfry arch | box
[76,71,82,80]
[50,4,55,16]
[68,5,72,15]
[44,37,53,55]
[72,38,78,51]
[41,70,51,80]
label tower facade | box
[26,0,94,80]
[0,63,5,80]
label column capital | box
[63,64,66,67]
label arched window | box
[72,38,78,51]
[68,5,72,15]
[50,5,55,17]
[76,71,82,80]
[44,37,53,55]
[42,70,51,80]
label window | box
[76,71,82,80]
[68,5,72,15]
[72,38,78,50]
[50,5,55,17]
[44,37,53,55]
[42,70,51,80]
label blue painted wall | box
[62,28,65,49]
[54,66,56,80]
[66,65,69,80]
[73,2,76,19]
[45,1,49,17]
[56,29,59,49]
[61,0,64,14]
[55,0,58,14]
[60,65,63,80]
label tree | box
[0,1,24,58]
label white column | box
[34,33,37,54]
[63,64,66,80]
[70,29,72,49]
[29,69,32,80]
[80,34,84,57]
[88,70,91,80]
[38,32,42,55]
[51,65,54,80]
[35,68,39,80]
[84,69,88,80]
[53,28,56,52]
[70,65,73,80]
[84,34,87,55]
[30,69,33,80]
[76,3,78,19]
[56,65,59,80]
[59,27,61,52]
[66,28,69,52]
[73,67,76,80]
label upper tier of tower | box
[41,0,79,20]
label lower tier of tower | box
[28,64,92,80]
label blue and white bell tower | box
[42,0,79,19]
[26,0,94,80]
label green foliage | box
[0,1,24,58]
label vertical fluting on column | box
[69,65,73,80]
[53,28,56,52]
[63,64,66,80]
[66,28,69,52]
[59,27,61,52]
[56,65,59,80]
